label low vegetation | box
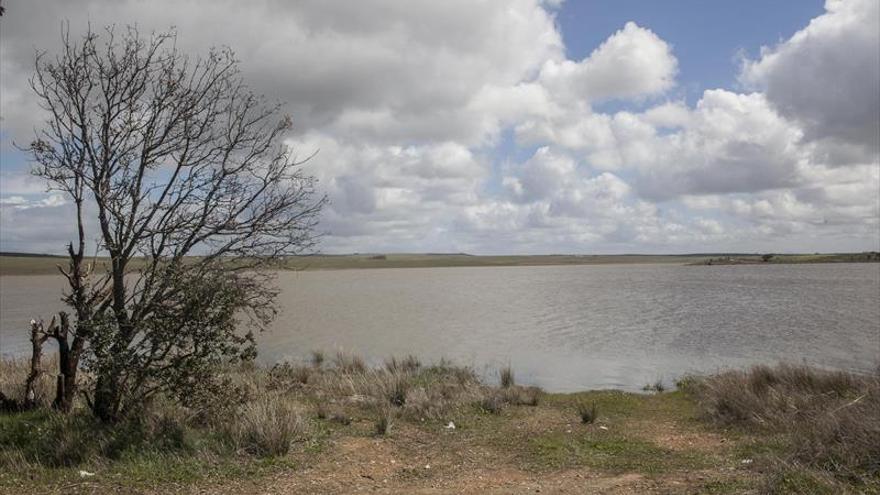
[0,352,541,491]
[1,358,877,493]
[694,252,880,266]
[682,363,880,493]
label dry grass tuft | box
[576,401,598,424]
[498,385,542,406]
[374,406,394,436]
[385,355,421,374]
[687,363,880,485]
[266,363,313,391]
[387,373,409,406]
[500,365,515,388]
[310,350,325,369]
[334,351,367,374]
[226,395,308,457]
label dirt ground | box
[181,396,758,495]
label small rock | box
[598,425,609,430]
[424,464,431,469]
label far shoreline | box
[0,251,878,276]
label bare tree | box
[26,26,326,422]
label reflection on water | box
[2,263,879,391]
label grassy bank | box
[3,252,878,276]
[691,252,880,265]
[1,357,877,494]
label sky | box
[0,0,878,255]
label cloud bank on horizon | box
[0,0,878,254]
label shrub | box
[789,391,880,482]
[0,405,196,468]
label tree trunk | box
[92,373,121,422]
[51,312,79,412]
[23,319,50,409]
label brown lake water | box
[1,263,878,392]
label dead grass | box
[225,395,309,457]
[0,356,58,408]
[3,356,876,494]
[384,355,421,374]
[333,351,367,374]
[373,406,394,436]
[684,363,880,487]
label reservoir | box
[2,263,878,392]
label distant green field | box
[1,252,876,276]
[0,253,705,275]
[690,252,880,266]
[281,253,710,271]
